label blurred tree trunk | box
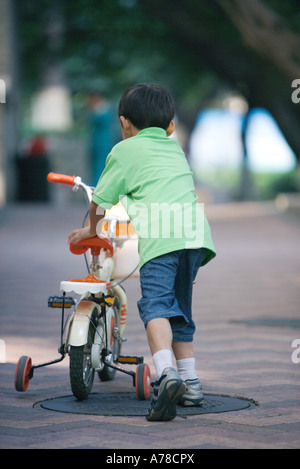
[218,0,300,81]
[42,3,65,88]
[218,0,300,163]
[142,0,300,163]
[238,110,255,200]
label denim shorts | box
[137,248,207,342]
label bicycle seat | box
[69,236,113,257]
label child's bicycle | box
[14,172,151,401]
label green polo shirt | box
[92,127,216,268]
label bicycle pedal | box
[48,296,75,309]
[117,355,144,365]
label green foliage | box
[18,0,300,97]
[253,170,299,199]
[15,1,251,95]
[17,0,300,163]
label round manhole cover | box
[35,392,253,416]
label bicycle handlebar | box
[47,172,93,203]
[47,172,76,186]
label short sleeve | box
[92,152,126,209]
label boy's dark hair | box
[118,83,175,130]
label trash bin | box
[16,135,50,202]
[16,155,50,201]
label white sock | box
[176,357,198,381]
[152,349,173,378]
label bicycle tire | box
[98,297,121,381]
[69,345,95,400]
[14,355,32,392]
[69,310,96,400]
[135,363,151,400]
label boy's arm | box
[68,148,126,246]
[67,201,105,245]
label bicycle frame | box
[14,172,151,400]
[47,172,128,349]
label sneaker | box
[146,367,186,421]
[178,378,204,406]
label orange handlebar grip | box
[47,172,76,186]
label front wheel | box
[69,344,95,400]
[69,313,97,400]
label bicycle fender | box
[67,300,99,347]
[112,284,127,338]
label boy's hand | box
[67,226,95,246]
[67,201,105,246]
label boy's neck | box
[120,116,175,140]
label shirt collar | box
[136,127,167,138]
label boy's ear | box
[120,116,129,128]
[166,120,175,137]
[120,115,140,139]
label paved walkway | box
[0,200,300,449]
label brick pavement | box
[0,201,300,449]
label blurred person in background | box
[87,91,113,187]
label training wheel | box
[135,363,151,400]
[14,356,32,392]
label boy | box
[68,84,216,421]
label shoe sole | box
[146,380,186,421]
[178,396,204,407]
